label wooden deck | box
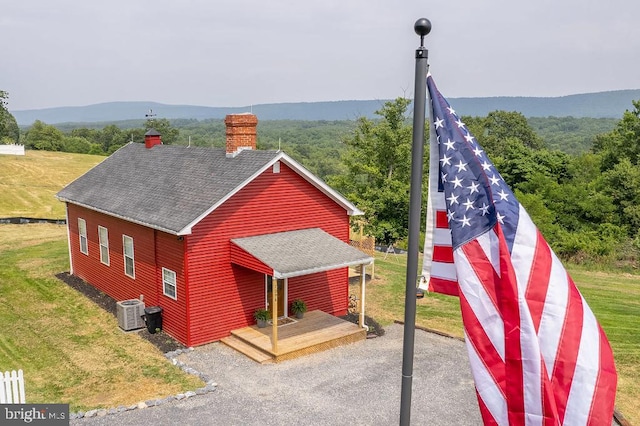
[221,310,366,363]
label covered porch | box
[228,228,373,362]
[221,310,366,363]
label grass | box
[0,224,203,411]
[364,254,463,337]
[366,252,640,424]
[0,150,103,218]
[568,268,640,422]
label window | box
[98,226,110,265]
[162,268,177,300]
[123,235,135,278]
[78,218,88,255]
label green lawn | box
[0,150,103,218]
[0,224,203,411]
[367,253,640,424]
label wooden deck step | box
[220,335,273,364]
[222,311,367,363]
[272,328,366,362]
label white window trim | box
[123,235,135,279]
[98,226,110,266]
[78,218,88,255]
[162,267,177,300]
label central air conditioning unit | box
[116,299,146,331]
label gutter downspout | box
[153,229,160,305]
[65,204,74,275]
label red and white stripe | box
[453,205,617,425]
[422,80,617,424]
[422,190,458,295]
[421,102,458,296]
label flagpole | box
[400,18,431,426]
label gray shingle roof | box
[57,143,280,234]
[231,228,373,279]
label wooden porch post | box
[272,278,278,353]
[360,265,366,329]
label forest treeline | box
[11,115,617,172]
[2,91,639,269]
[327,99,640,271]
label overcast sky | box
[2,0,639,111]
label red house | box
[57,114,372,348]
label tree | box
[62,136,95,154]
[493,138,570,191]
[592,100,640,170]
[589,99,640,236]
[463,110,544,159]
[596,158,640,234]
[328,98,419,244]
[24,120,64,151]
[70,127,100,141]
[0,90,20,144]
[97,124,126,153]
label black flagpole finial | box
[414,18,432,47]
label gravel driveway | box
[71,323,481,425]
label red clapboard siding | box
[154,230,189,344]
[229,243,273,276]
[66,204,187,343]
[185,162,351,345]
[68,204,157,302]
[288,268,349,316]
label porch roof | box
[230,228,373,279]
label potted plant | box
[290,299,307,319]
[254,308,269,328]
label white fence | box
[0,144,25,156]
[0,369,26,403]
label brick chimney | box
[144,128,162,148]
[225,113,258,157]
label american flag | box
[421,76,618,424]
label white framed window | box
[98,226,109,265]
[162,268,177,300]
[78,218,88,255]
[123,235,135,278]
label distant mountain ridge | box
[12,89,640,125]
